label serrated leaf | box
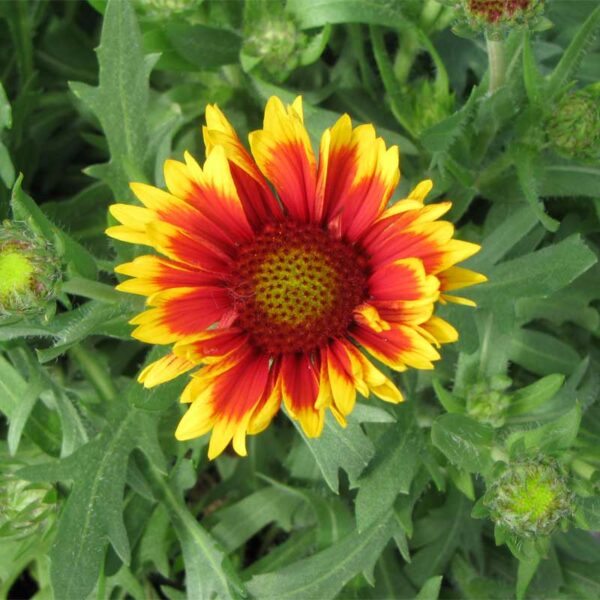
[246,511,397,600]
[467,235,597,307]
[18,395,161,600]
[355,407,421,533]
[405,490,471,587]
[69,0,151,200]
[144,461,246,600]
[522,32,543,107]
[546,4,600,100]
[431,414,493,474]
[292,412,375,493]
[421,89,477,154]
[513,144,559,232]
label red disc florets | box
[467,0,537,23]
[229,221,368,354]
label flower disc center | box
[0,249,35,300]
[230,222,368,354]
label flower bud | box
[455,0,545,35]
[0,221,61,317]
[466,374,511,427]
[484,459,572,537]
[243,15,305,81]
[0,451,57,540]
[547,90,600,160]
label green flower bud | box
[243,15,305,80]
[0,221,61,317]
[547,90,600,160]
[466,374,511,427]
[484,459,572,538]
[0,452,57,540]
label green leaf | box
[522,32,543,108]
[509,329,581,376]
[405,490,472,587]
[431,414,493,474]
[0,82,11,129]
[467,235,597,307]
[546,4,600,100]
[144,460,246,600]
[288,0,407,30]
[541,164,600,198]
[574,497,600,531]
[468,205,538,269]
[246,511,397,600]
[36,301,131,363]
[507,374,565,416]
[513,144,559,232]
[18,397,161,600]
[69,0,152,200]
[516,554,541,600]
[292,412,375,493]
[415,576,443,600]
[421,89,477,154]
[211,487,304,552]
[165,22,241,69]
[563,560,600,599]
[507,404,581,454]
[432,378,464,413]
[355,408,422,533]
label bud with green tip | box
[0,220,61,317]
[466,374,511,428]
[547,89,600,160]
[483,459,573,538]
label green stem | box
[69,344,118,402]
[486,35,506,94]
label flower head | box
[0,221,61,317]
[484,459,572,537]
[107,96,485,459]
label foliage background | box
[1,0,600,598]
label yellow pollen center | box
[254,247,338,326]
[230,222,368,355]
[0,250,35,300]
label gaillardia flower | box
[107,97,485,459]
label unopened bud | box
[466,374,511,428]
[484,459,572,537]
[547,89,600,160]
[243,15,304,80]
[0,221,61,317]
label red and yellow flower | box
[107,96,485,459]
